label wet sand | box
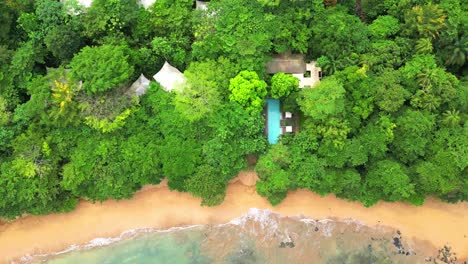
[0,173,467,263]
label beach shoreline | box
[1,173,467,263]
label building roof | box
[266,53,307,74]
[153,61,186,92]
[130,74,151,96]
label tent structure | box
[60,0,93,8]
[196,0,208,10]
[130,74,151,96]
[140,0,157,9]
[61,0,157,9]
[153,61,186,92]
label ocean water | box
[26,209,441,264]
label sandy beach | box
[0,172,467,263]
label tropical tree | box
[174,59,234,121]
[309,5,369,71]
[270,72,299,99]
[81,0,141,41]
[228,71,267,114]
[391,109,435,163]
[366,160,415,202]
[443,34,467,67]
[442,109,461,127]
[69,45,134,94]
[403,3,446,40]
[415,38,433,54]
[192,0,274,73]
[368,15,400,39]
[255,144,291,205]
[185,165,227,206]
[297,77,346,120]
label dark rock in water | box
[225,245,260,264]
[393,237,402,249]
[315,227,319,232]
[436,244,458,264]
[278,241,295,248]
[279,237,295,248]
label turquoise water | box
[34,209,440,264]
[44,228,211,264]
[267,99,281,144]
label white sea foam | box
[18,209,382,264]
[17,225,204,264]
[229,208,276,226]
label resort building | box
[264,53,320,144]
[266,53,322,88]
[153,61,186,92]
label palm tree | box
[445,34,467,67]
[316,55,337,75]
[442,109,460,127]
[415,38,433,54]
[411,90,440,111]
[404,3,446,40]
[416,68,437,91]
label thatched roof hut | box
[153,61,186,92]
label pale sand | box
[0,173,467,263]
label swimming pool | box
[267,99,281,144]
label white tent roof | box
[61,0,157,9]
[140,0,157,9]
[153,61,186,92]
[130,74,151,96]
[196,1,208,10]
[60,0,92,8]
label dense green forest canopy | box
[0,0,466,219]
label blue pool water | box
[267,99,281,144]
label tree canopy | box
[228,71,268,114]
[0,0,466,219]
[69,45,134,94]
